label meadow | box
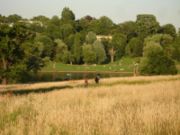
[0,75,180,135]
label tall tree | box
[72,33,82,64]
[93,40,106,64]
[125,37,143,57]
[97,16,114,35]
[86,31,97,44]
[82,44,96,64]
[139,43,177,75]
[159,24,176,38]
[34,34,54,59]
[7,14,22,23]
[0,23,43,84]
[136,14,160,38]
[54,39,69,63]
[116,21,137,42]
[61,7,75,21]
[110,33,127,62]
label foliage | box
[116,21,137,41]
[85,31,97,44]
[54,39,69,63]
[144,34,173,47]
[172,36,180,61]
[82,44,96,64]
[126,37,143,57]
[0,23,43,84]
[72,33,82,64]
[159,24,176,38]
[0,8,179,83]
[34,34,54,59]
[96,16,114,35]
[61,7,75,21]
[140,43,177,75]
[111,33,127,60]
[93,40,107,64]
[136,14,160,38]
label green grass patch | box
[42,57,139,72]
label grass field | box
[0,75,180,135]
[42,57,138,72]
[42,57,180,75]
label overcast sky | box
[0,0,180,29]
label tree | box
[54,39,69,63]
[61,7,75,21]
[139,43,177,75]
[77,15,95,32]
[125,37,143,57]
[172,36,180,61]
[96,16,114,35]
[60,23,74,40]
[136,14,160,38]
[85,31,97,44]
[72,33,82,64]
[93,40,106,64]
[144,34,174,57]
[7,14,22,23]
[110,33,127,62]
[159,24,176,38]
[31,15,50,24]
[144,34,173,46]
[34,34,54,59]
[82,44,96,64]
[0,23,43,84]
[116,21,137,42]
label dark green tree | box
[61,7,75,21]
[159,24,176,38]
[46,16,61,39]
[116,21,137,42]
[136,14,160,38]
[97,16,114,35]
[7,14,22,23]
[110,33,127,61]
[34,34,54,59]
[172,36,180,61]
[139,43,177,75]
[0,23,43,84]
[125,37,143,57]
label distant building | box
[96,35,112,41]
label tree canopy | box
[0,7,179,83]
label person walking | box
[95,74,100,84]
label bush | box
[139,43,177,75]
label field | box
[42,57,138,72]
[0,75,180,135]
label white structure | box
[96,35,112,41]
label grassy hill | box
[0,75,180,135]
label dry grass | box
[0,75,180,135]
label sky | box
[0,0,180,29]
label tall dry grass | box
[0,76,180,135]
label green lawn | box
[42,57,180,74]
[42,57,140,72]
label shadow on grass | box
[0,85,73,96]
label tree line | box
[0,7,180,84]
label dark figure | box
[84,78,88,87]
[95,74,100,84]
